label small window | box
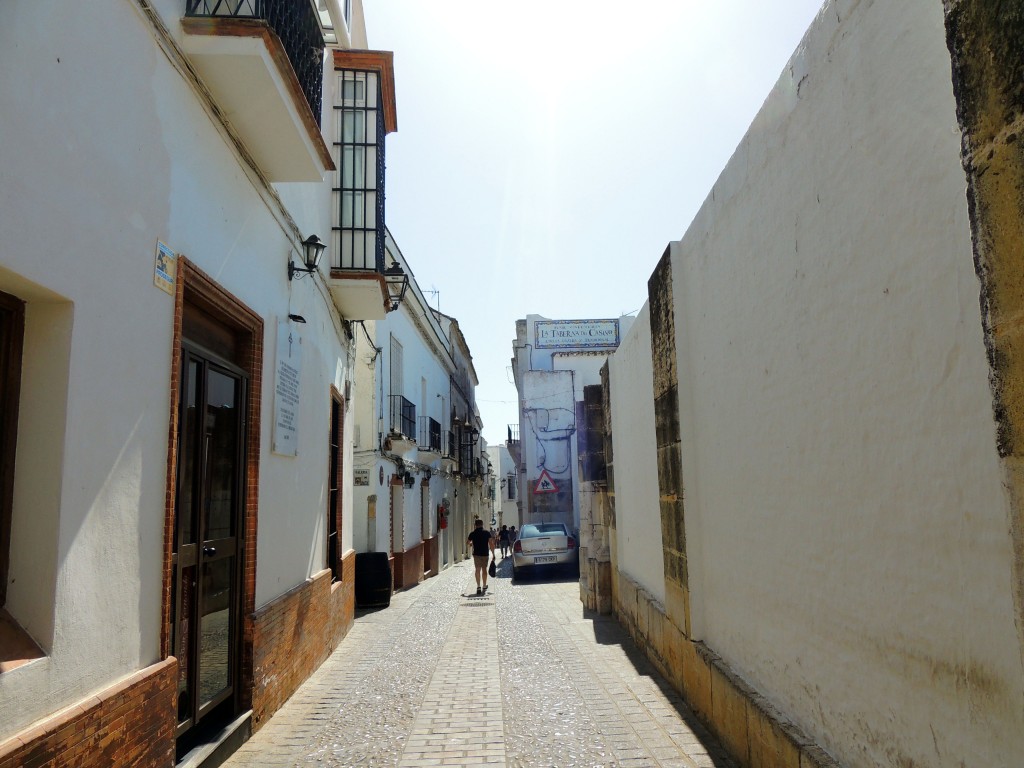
[342,78,364,104]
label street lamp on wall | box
[384,260,409,312]
[288,234,327,280]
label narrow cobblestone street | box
[224,558,735,768]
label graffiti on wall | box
[522,370,577,521]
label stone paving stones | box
[222,558,735,768]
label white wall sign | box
[535,319,620,349]
[354,469,370,486]
[273,320,302,456]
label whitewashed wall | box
[607,307,665,604]
[488,444,519,529]
[349,241,458,559]
[659,0,1024,764]
[0,0,353,738]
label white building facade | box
[0,1,411,764]
[487,444,520,532]
[511,315,633,532]
[351,232,489,587]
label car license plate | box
[535,555,557,563]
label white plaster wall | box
[350,248,459,559]
[517,315,633,531]
[607,307,665,604]
[668,0,1024,764]
[0,0,354,738]
[488,445,519,529]
[521,369,576,527]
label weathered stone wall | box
[648,249,690,639]
[579,383,612,614]
[944,0,1024,685]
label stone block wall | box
[612,570,840,768]
[0,658,176,768]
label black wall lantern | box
[288,234,327,280]
[384,260,409,311]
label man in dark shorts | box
[467,518,495,595]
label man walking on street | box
[467,518,495,595]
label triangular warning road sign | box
[534,469,558,494]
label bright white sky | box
[362,0,826,445]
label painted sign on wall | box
[272,321,302,456]
[534,319,620,349]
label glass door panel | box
[204,369,239,541]
[175,563,196,726]
[173,346,245,744]
[198,555,234,710]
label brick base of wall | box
[252,552,355,731]
[0,658,176,768]
[613,572,840,768]
[329,552,356,650]
[392,541,426,591]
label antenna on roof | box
[425,287,440,313]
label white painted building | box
[511,315,633,532]
[351,231,488,586]
[0,1,412,764]
[488,443,520,531]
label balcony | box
[440,429,458,473]
[506,423,521,467]
[418,416,442,460]
[385,394,416,453]
[181,0,334,182]
[458,444,475,478]
[327,50,399,320]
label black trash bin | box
[355,552,392,608]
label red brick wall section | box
[393,541,425,590]
[252,567,350,731]
[0,658,176,768]
[329,551,356,649]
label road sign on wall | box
[534,469,558,494]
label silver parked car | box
[511,522,578,579]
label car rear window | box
[519,523,568,537]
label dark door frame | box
[173,346,247,739]
[162,257,263,750]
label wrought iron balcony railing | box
[442,430,456,459]
[418,416,441,453]
[388,395,416,441]
[459,444,478,478]
[185,0,324,128]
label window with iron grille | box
[332,69,385,272]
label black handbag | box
[488,557,496,577]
